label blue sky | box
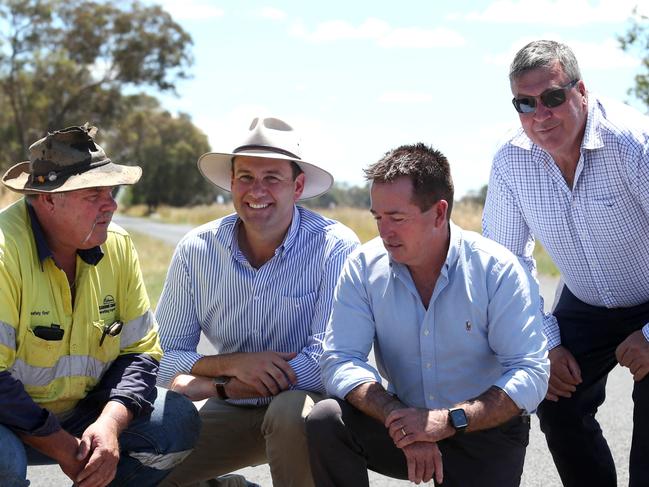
[155,0,647,197]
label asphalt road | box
[27,216,634,486]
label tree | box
[619,8,649,110]
[0,0,193,164]
[105,94,219,210]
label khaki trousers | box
[162,390,321,487]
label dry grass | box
[125,200,558,279]
[129,231,175,309]
[125,200,484,244]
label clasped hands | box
[546,330,649,402]
[384,407,450,485]
[171,350,298,400]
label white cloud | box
[290,18,465,48]
[378,91,434,103]
[378,27,465,48]
[485,36,640,70]
[466,0,640,26]
[257,7,287,21]
[158,0,224,21]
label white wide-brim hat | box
[197,116,333,200]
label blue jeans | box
[0,387,200,486]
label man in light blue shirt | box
[156,116,359,487]
[307,143,548,487]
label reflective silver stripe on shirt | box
[120,310,156,349]
[9,355,111,387]
[0,321,16,350]
[128,449,193,470]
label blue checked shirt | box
[483,96,649,349]
[156,206,359,404]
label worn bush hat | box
[197,116,333,200]
[2,123,142,194]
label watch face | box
[449,408,468,429]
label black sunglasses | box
[512,79,579,114]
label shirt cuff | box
[643,324,649,342]
[543,314,561,350]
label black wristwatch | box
[213,376,231,400]
[448,407,468,434]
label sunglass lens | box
[541,88,566,108]
[513,97,536,114]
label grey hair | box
[509,40,581,83]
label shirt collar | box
[281,206,301,254]
[27,200,104,266]
[443,221,462,276]
[387,221,461,277]
[230,205,301,261]
[580,96,604,151]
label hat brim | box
[2,161,142,194]
[197,150,333,200]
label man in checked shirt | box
[482,39,649,487]
[156,116,359,487]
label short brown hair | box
[364,143,454,217]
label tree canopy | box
[106,94,219,210]
[619,8,649,109]
[0,0,193,163]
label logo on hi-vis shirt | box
[99,295,116,315]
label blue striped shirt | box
[156,206,359,404]
[483,96,649,348]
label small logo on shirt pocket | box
[99,295,116,315]
[465,320,472,332]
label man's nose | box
[249,178,267,194]
[102,193,118,212]
[532,101,553,121]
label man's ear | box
[35,193,58,213]
[293,173,305,201]
[434,200,449,227]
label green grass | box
[126,201,559,307]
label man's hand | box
[75,415,121,487]
[385,408,453,448]
[20,429,86,482]
[546,346,582,401]
[225,351,297,396]
[616,330,649,381]
[170,374,217,401]
[402,441,443,485]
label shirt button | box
[429,394,434,401]
[253,296,260,301]
[423,329,429,336]
[426,362,432,369]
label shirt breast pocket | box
[90,320,122,364]
[18,327,65,369]
[278,293,318,331]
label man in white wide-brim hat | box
[156,116,360,487]
[0,124,200,486]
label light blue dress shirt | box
[483,96,649,348]
[156,206,359,404]
[321,223,549,414]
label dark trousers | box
[537,287,649,487]
[306,398,529,487]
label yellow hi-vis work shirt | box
[0,199,162,414]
